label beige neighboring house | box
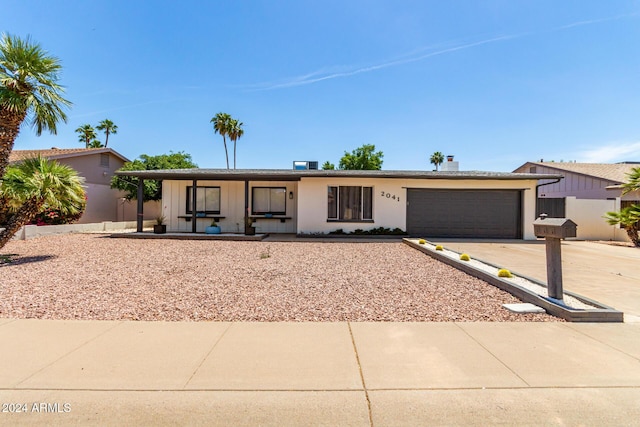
[513,161,640,241]
[8,147,160,224]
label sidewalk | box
[1,239,639,425]
[1,319,639,425]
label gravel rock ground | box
[0,234,559,322]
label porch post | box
[244,180,249,234]
[136,179,144,232]
[192,179,197,233]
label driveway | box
[436,239,640,320]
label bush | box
[31,197,86,226]
[418,239,426,244]
[497,269,513,278]
[327,227,407,236]
[435,245,444,251]
[460,253,470,261]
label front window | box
[186,186,220,214]
[328,186,373,221]
[252,187,286,215]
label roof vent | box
[293,161,318,170]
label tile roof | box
[524,162,640,184]
[9,147,129,163]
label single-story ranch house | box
[117,165,562,240]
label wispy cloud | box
[70,99,177,119]
[246,12,637,91]
[577,141,640,163]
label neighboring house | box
[8,147,159,223]
[117,166,562,240]
[513,161,640,241]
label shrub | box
[418,239,426,244]
[460,253,470,261]
[497,269,513,278]
[31,198,86,226]
[435,245,444,251]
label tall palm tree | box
[228,118,244,169]
[96,119,117,147]
[75,124,97,148]
[430,151,445,171]
[0,33,71,179]
[211,112,231,169]
[0,156,85,249]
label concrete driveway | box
[437,239,640,320]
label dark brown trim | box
[136,179,144,232]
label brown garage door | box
[406,189,522,238]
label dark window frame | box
[251,186,287,215]
[186,186,221,214]
[327,185,373,222]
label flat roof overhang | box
[114,168,564,181]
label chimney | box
[441,155,459,172]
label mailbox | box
[533,217,577,239]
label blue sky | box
[5,0,640,171]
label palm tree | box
[88,139,104,148]
[75,124,97,148]
[622,167,640,194]
[228,118,244,169]
[430,151,445,171]
[211,112,231,169]
[604,204,640,247]
[0,33,71,179]
[96,119,117,147]
[0,156,85,249]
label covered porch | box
[116,169,302,235]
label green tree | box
[0,33,71,179]
[430,151,445,171]
[110,151,197,201]
[322,161,335,170]
[211,112,232,169]
[96,119,118,147]
[622,167,640,194]
[338,144,383,170]
[603,167,640,247]
[228,118,244,170]
[88,139,104,148]
[604,204,640,247]
[76,124,97,148]
[0,156,85,249]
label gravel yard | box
[0,234,559,321]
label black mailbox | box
[533,217,577,239]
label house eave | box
[114,168,563,181]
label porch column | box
[136,179,144,232]
[244,180,249,234]
[192,179,198,233]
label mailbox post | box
[532,216,578,300]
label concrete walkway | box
[1,239,639,425]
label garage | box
[406,189,522,238]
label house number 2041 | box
[380,191,400,202]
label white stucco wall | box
[297,177,539,239]
[162,180,297,233]
[561,197,631,242]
